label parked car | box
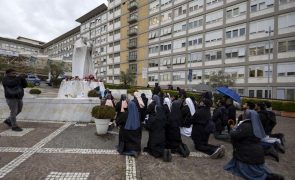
[26,74,41,86]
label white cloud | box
[0,0,108,42]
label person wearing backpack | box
[2,69,27,131]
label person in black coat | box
[225,97,236,132]
[116,101,142,157]
[144,97,166,159]
[188,92,224,158]
[115,94,128,123]
[213,99,229,140]
[165,99,186,155]
[152,83,161,96]
[140,93,148,122]
[224,109,284,180]
[257,102,273,135]
[2,69,27,131]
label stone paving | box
[0,116,294,180]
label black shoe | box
[3,119,12,127]
[12,126,23,132]
[274,142,285,154]
[265,147,279,162]
[266,173,285,180]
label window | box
[280,0,295,5]
[149,30,159,39]
[160,42,172,51]
[226,3,247,19]
[250,18,274,34]
[287,89,295,100]
[173,71,186,81]
[225,67,245,79]
[172,55,186,65]
[161,0,173,8]
[148,74,159,82]
[249,90,255,97]
[277,62,295,77]
[174,21,187,33]
[160,57,172,66]
[174,4,187,17]
[226,25,246,39]
[160,73,170,81]
[188,16,203,30]
[279,12,295,29]
[150,0,160,13]
[189,52,202,62]
[129,64,137,73]
[149,59,159,68]
[149,45,159,54]
[189,0,204,13]
[192,70,202,80]
[206,10,223,24]
[205,30,222,43]
[173,38,186,49]
[205,49,222,61]
[249,41,273,56]
[160,26,172,37]
[150,16,160,26]
[248,65,272,78]
[206,0,222,7]
[250,0,274,12]
[225,46,246,58]
[188,35,203,46]
[161,10,172,23]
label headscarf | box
[124,101,140,130]
[244,109,266,139]
[163,97,172,111]
[152,95,161,106]
[120,94,128,112]
[134,92,145,108]
[185,98,195,116]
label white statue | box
[72,37,95,79]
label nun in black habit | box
[224,109,284,180]
[165,99,184,152]
[188,92,224,158]
[144,95,167,158]
[117,101,142,157]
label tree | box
[48,63,64,88]
[208,70,235,88]
[120,69,136,88]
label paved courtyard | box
[0,115,294,180]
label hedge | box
[29,88,41,94]
[242,98,295,112]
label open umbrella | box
[216,87,241,103]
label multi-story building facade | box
[118,0,295,100]
[1,0,295,100]
[0,36,44,57]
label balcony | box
[128,15,138,24]
[128,54,137,61]
[128,41,137,49]
[128,28,138,36]
[128,1,138,11]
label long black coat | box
[212,106,227,132]
[189,106,211,144]
[165,100,183,150]
[230,120,265,165]
[116,111,141,153]
[258,110,272,135]
[145,105,166,158]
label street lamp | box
[266,26,273,99]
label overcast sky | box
[0,0,108,42]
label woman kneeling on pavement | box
[116,101,142,157]
[224,109,284,180]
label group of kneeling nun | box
[115,92,284,180]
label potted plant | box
[29,88,41,98]
[88,89,99,97]
[91,105,116,135]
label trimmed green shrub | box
[127,87,137,94]
[27,82,35,88]
[88,89,99,97]
[29,88,41,94]
[187,92,202,102]
[91,105,116,119]
[242,98,295,112]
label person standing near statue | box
[2,69,27,131]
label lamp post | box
[267,26,271,99]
